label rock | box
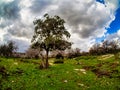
[63,80,68,83]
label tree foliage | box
[31,14,72,68]
[67,48,81,59]
[89,40,120,60]
[25,48,39,59]
[0,41,17,57]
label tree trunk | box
[41,57,46,68]
[39,51,46,69]
[45,50,49,68]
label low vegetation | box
[0,55,120,90]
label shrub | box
[54,53,64,64]
[55,53,64,59]
[0,41,17,57]
[67,48,81,59]
[54,59,64,64]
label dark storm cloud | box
[0,19,11,28]
[3,33,30,52]
[0,0,20,20]
[7,20,34,38]
[52,0,111,38]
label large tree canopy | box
[31,14,71,68]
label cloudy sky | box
[0,0,120,52]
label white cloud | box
[117,29,120,36]
[106,29,120,42]
[105,0,119,11]
[0,29,6,43]
[19,0,32,8]
[11,36,31,52]
[48,0,118,51]
[70,33,96,51]
[0,0,14,3]
[0,0,119,52]
[54,0,112,38]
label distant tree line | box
[0,41,17,57]
[89,40,120,60]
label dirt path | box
[98,54,114,60]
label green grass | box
[0,55,120,90]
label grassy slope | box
[0,55,120,90]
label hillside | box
[0,55,120,90]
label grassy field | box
[0,55,120,90]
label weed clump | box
[0,66,9,78]
[54,53,64,64]
[54,59,64,64]
[12,68,24,75]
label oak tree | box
[31,14,71,68]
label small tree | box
[89,43,101,55]
[7,41,17,57]
[108,40,120,60]
[67,48,81,58]
[25,48,39,59]
[31,14,71,68]
[0,41,17,57]
[89,40,120,60]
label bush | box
[55,53,64,59]
[54,53,64,64]
[54,59,64,64]
[25,48,39,59]
[0,41,17,57]
[67,48,81,59]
